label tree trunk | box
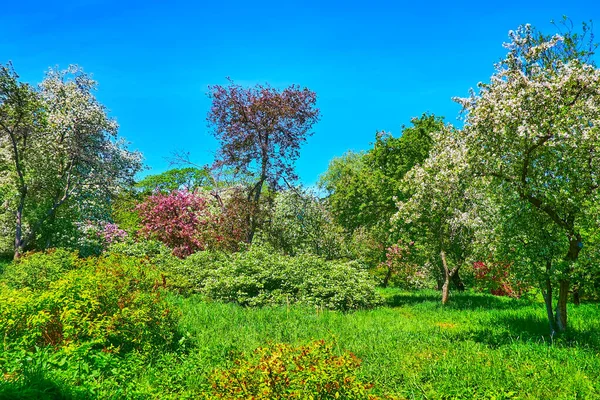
[555,279,569,332]
[246,176,265,244]
[440,250,461,305]
[540,261,556,336]
[555,237,582,332]
[436,261,445,290]
[451,270,465,291]
[572,286,581,306]
[440,251,451,305]
[14,190,26,260]
[382,267,393,288]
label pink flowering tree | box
[137,190,218,258]
[136,189,250,257]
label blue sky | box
[1,0,599,185]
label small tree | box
[395,125,477,304]
[207,79,320,242]
[136,190,217,257]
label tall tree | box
[456,21,600,331]
[0,64,141,258]
[320,113,441,235]
[207,79,320,242]
[320,114,444,285]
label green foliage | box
[0,252,180,354]
[259,189,348,260]
[185,246,383,310]
[320,113,442,236]
[3,248,79,291]
[209,340,387,399]
[135,167,212,194]
[110,190,143,236]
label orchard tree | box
[207,79,320,242]
[394,125,477,304]
[456,22,600,331]
[0,64,141,258]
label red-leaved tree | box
[207,79,320,242]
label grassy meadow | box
[2,287,598,399]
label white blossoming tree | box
[395,125,479,304]
[455,21,600,332]
[0,64,142,258]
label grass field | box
[138,289,600,399]
[1,289,599,399]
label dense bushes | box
[182,246,383,310]
[209,340,389,399]
[2,249,79,291]
[0,252,180,354]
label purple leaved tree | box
[207,79,320,243]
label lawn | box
[144,289,600,399]
[1,288,599,399]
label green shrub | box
[209,340,389,399]
[3,249,79,291]
[194,247,383,310]
[0,253,180,354]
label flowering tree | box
[207,79,320,242]
[395,125,478,304]
[137,190,216,257]
[0,64,141,258]
[137,189,249,257]
[259,189,346,259]
[455,22,600,332]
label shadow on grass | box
[383,290,533,311]
[466,313,600,351]
[0,369,88,400]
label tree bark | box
[540,261,556,336]
[572,286,581,306]
[14,189,27,260]
[440,250,461,305]
[382,266,393,288]
[246,174,266,244]
[555,237,582,332]
[451,270,465,291]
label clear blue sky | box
[1,0,598,185]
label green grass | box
[2,289,599,399]
[151,289,600,399]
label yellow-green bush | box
[0,252,180,354]
[209,340,392,399]
[3,248,79,291]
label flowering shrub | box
[375,241,429,288]
[472,261,528,298]
[136,190,218,257]
[77,220,129,256]
[136,189,249,257]
[209,340,389,399]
